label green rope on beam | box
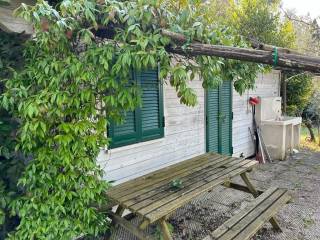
[272,47,278,67]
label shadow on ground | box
[111,150,320,240]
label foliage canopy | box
[285,72,313,116]
[229,0,296,48]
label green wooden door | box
[206,87,219,153]
[219,81,232,155]
[206,81,233,155]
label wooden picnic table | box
[105,152,287,240]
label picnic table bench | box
[105,152,290,240]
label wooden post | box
[161,29,320,74]
[139,219,150,230]
[96,28,320,74]
[108,212,155,240]
[240,172,259,198]
[159,219,173,240]
[108,205,125,235]
[115,205,125,216]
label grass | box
[300,126,320,152]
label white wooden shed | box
[98,70,281,184]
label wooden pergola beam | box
[161,29,320,74]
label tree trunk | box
[305,121,316,142]
[161,30,320,74]
[96,28,320,73]
[167,44,320,74]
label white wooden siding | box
[232,70,281,158]
[99,70,280,184]
[98,78,206,184]
[0,0,34,34]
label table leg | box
[115,205,125,216]
[139,219,150,230]
[104,205,126,239]
[240,172,259,198]
[107,212,155,240]
[159,219,173,240]
[240,172,282,232]
[113,205,125,228]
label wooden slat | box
[209,188,290,240]
[128,158,241,211]
[233,192,290,240]
[109,156,227,202]
[116,155,231,202]
[216,191,285,240]
[107,153,221,197]
[108,153,214,193]
[144,161,257,223]
[109,154,227,199]
[209,187,279,239]
[120,156,235,205]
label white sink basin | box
[261,116,302,126]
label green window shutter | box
[138,68,164,141]
[109,71,140,148]
[109,67,164,148]
[220,80,232,155]
[206,88,219,153]
[109,110,140,148]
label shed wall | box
[98,77,206,184]
[99,70,280,184]
[0,0,34,34]
[232,70,281,158]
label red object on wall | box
[249,97,260,105]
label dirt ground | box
[111,150,320,240]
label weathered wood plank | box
[144,161,257,223]
[109,154,226,200]
[128,158,242,211]
[120,156,235,205]
[107,153,222,198]
[218,191,285,240]
[108,153,215,192]
[210,188,290,240]
[240,172,281,230]
[116,155,232,202]
[209,187,279,239]
[233,192,291,240]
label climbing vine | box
[1,0,263,239]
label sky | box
[282,0,320,19]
